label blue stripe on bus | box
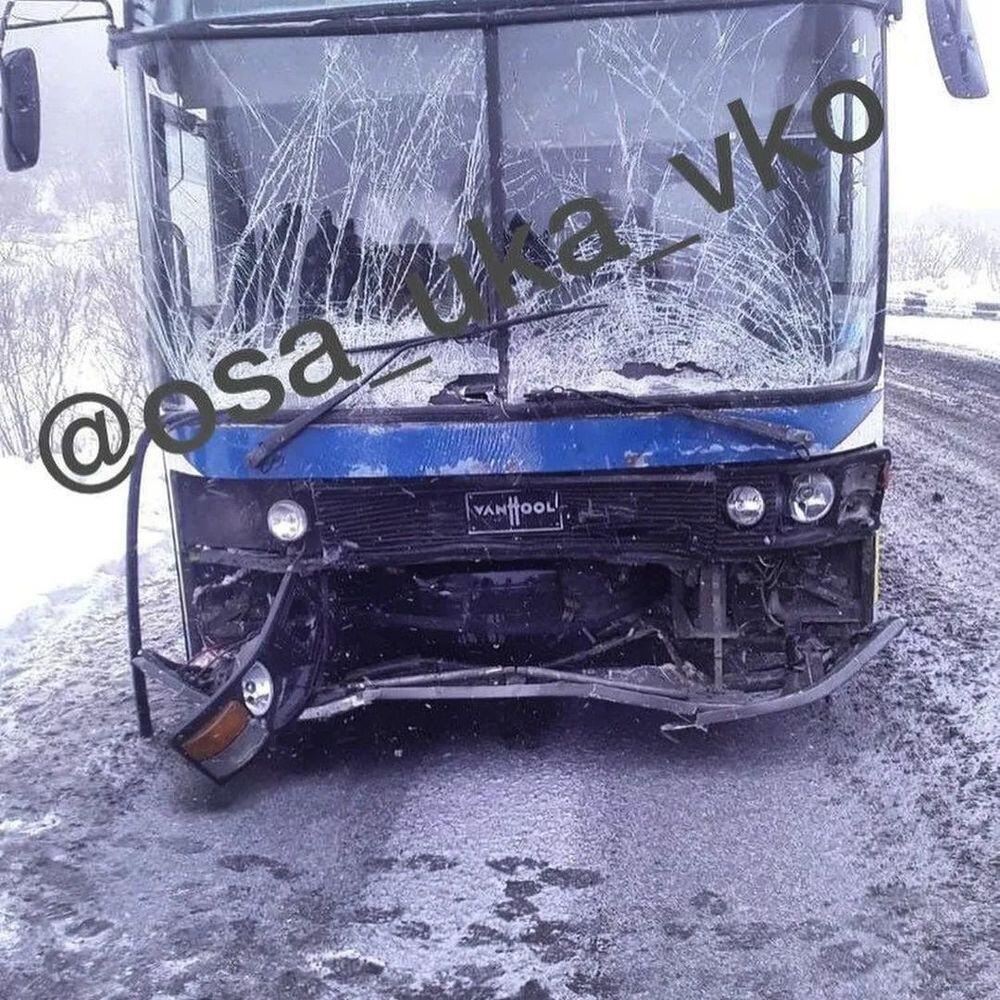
[180,391,881,480]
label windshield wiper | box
[245,302,606,470]
[525,387,815,449]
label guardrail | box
[887,291,1000,321]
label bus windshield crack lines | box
[145,7,884,406]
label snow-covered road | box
[0,343,996,1000]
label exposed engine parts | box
[185,539,875,702]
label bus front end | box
[114,0,908,780]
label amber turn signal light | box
[182,701,251,762]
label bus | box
[1,0,988,781]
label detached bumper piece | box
[298,616,904,730]
[134,587,901,781]
[133,568,327,782]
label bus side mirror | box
[926,0,989,99]
[2,48,40,172]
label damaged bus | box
[1,0,989,780]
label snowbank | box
[0,456,168,630]
[885,314,1000,362]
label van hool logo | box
[466,490,564,534]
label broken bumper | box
[133,583,903,782]
[297,615,905,729]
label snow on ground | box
[0,456,168,631]
[886,314,1000,361]
[891,266,999,305]
[0,337,995,1000]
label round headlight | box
[789,473,835,523]
[726,485,766,527]
[242,662,274,717]
[267,499,308,542]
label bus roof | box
[131,0,900,31]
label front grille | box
[311,471,719,561]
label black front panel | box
[312,472,718,561]
[173,448,889,568]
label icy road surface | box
[0,343,997,1000]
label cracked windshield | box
[128,3,882,406]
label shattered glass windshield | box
[123,3,884,407]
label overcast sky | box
[888,0,999,217]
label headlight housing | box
[789,472,836,523]
[267,499,309,542]
[241,662,274,718]
[726,485,766,527]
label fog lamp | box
[241,662,274,718]
[789,472,836,523]
[726,485,766,527]
[267,499,308,542]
